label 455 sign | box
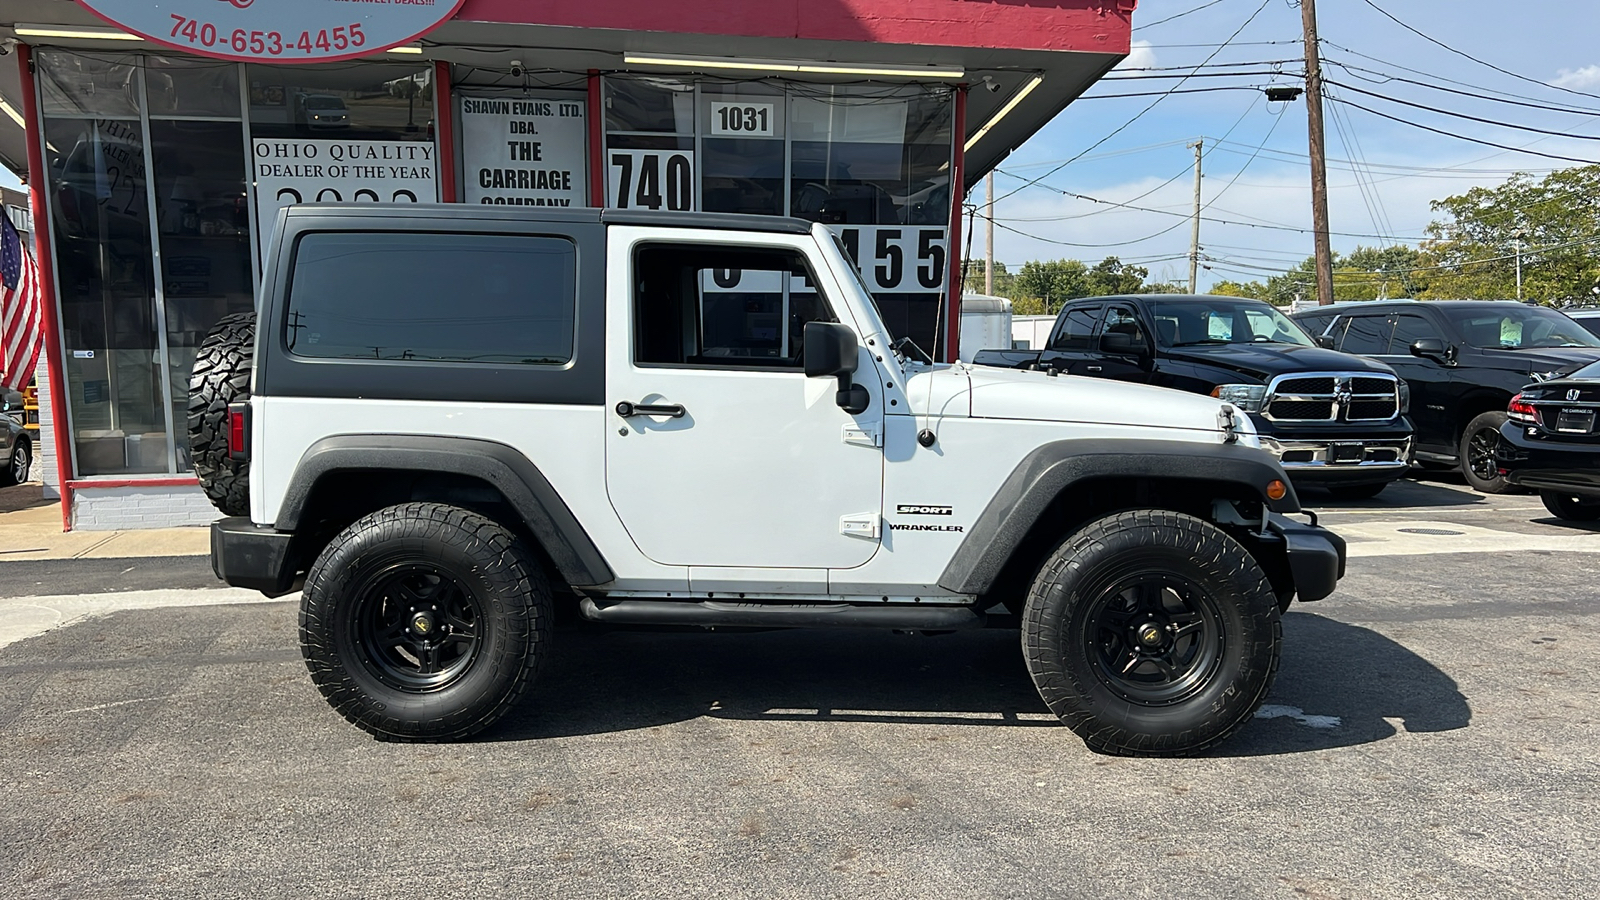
[835,226,947,293]
[78,0,467,63]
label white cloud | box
[1114,40,1158,72]
[1550,65,1600,89]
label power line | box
[1353,0,1600,103]
[1326,58,1600,118]
[1329,95,1600,164]
[1321,41,1600,113]
[1326,79,1600,142]
[1134,0,1230,31]
[991,0,1275,205]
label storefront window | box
[148,120,253,472]
[246,63,435,140]
[43,114,166,475]
[602,77,953,349]
[144,57,240,118]
[37,52,141,119]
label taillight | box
[227,404,249,460]
[1508,393,1538,425]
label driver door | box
[603,230,885,576]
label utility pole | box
[1514,229,1527,301]
[985,171,995,295]
[1300,0,1334,306]
[1187,139,1203,294]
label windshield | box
[1147,299,1315,347]
[304,96,345,110]
[1454,306,1600,349]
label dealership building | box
[0,0,1135,530]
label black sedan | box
[1496,364,1600,519]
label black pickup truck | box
[974,294,1414,499]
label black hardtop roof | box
[1092,293,1279,305]
[281,204,814,235]
[1290,299,1551,314]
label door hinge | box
[842,424,882,448]
[840,512,881,539]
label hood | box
[932,364,1247,439]
[1163,342,1396,381]
[1490,347,1600,379]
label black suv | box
[1291,300,1600,493]
[1496,362,1600,520]
[973,294,1413,499]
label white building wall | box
[71,485,221,531]
[33,355,60,500]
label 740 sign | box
[78,0,466,63]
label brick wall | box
[33,356,60,500]
[71,484,222,531]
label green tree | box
[1084,256,1150,296]
[1011,259,1088,315]
[1419,165,1600,303]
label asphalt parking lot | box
[1,472,1596,899]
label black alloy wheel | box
[1459,411,1513,494]
[301,502,550,741]
[1084,575,1223,707]
[1022,509,1281,757]
[352,563,484,693]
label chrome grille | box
[1264,372,1400,422]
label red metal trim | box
[944,85,967,363]
[67,477,201,490]
[16,44,76,532]
[587,70,605,208]
[434,60,458,202]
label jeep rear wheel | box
[188,311,255,516]
[300,502,550,741]
[1022,510,1280,757]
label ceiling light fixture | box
[386,46,424,55]
[624,54,963,79]
[964,75,1042,153]
[0,98,23,127]
[15,25,141,41]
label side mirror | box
[1314,334,1337,350]
[803,321,870,415]
[1101,332,1140,355]
[803,321,859,379]
[1410,338,1449,364]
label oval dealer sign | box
[78,0,467,64]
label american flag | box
[1,211,43,393]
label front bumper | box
[1266,512,1346,603]
[1259,435,1413,485]
[211,517,300,596]
[1496,422,1600,498]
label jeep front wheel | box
[1022,510,1280,756]
[300,502,551,741]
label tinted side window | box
[633,245,833,368]
[1101,305,1146,346]
[1051,305,1100,351]
[286,232,576,364]
[1389,314,1442,353]
[1294,312,1335,338]
[1339,315,1393,355]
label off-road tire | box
[1540,491,1600,522]
[300,503,551,741]
[1,438,29,486]
[1459,411,1512,494]
[1326,482,1386,501]
[1022,509,1281,757]
[188,312,255,516]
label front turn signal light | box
[1265,479,1288,502]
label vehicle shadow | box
[487,612,1471,756]
[1302,475,1483,510]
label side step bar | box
[579,598,984,630]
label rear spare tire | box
[1022,509,1281,756]
[188,311,255,516]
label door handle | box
[1085,365,1103,372]
[616,401,686,419]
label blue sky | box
[987,0,1600,291]
[6,1,1596,292]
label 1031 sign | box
[833,226,947,293]
[608,150,694,211]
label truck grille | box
[1264,373,1400,422]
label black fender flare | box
[277,434,614,587]
[937,439,1299,595]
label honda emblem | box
[1568,389,1582,402]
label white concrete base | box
[0,587,290,651]
[71,484,223,531]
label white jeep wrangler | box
[198,205,1344,756]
